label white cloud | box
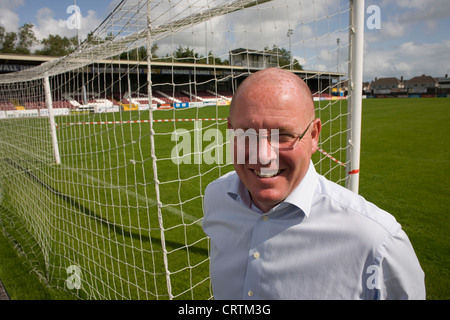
[0,1,102,47]
[364,39,450,81]
[0,0,24,31]
[0,0,24,11]
[381,17,407,39]
[0,10,20,31]
[377,0,450,34]
[153,0,337,58]
[32,7,101,42]
[363,0,450,81]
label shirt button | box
[253,252,260,259]
[248,290,254,297]
[263,215,269,221]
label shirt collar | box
[227,174,253,208]
[283,160,318,217]
[227,160,318,217]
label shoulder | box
[204,171,239,207]
[314,175,401,236]
[203,171,243,233]
[205,171,239,197]
[313,177,425,299]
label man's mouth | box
[252,169,281,178]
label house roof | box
[371,77,401,86]
[405,75,437,84]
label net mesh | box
[0,0,353,299]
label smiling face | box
[228,68,321,212]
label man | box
[202,68,425,299]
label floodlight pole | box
[346,0,365,194]
[337,38,340,91]
[287,28,293,70]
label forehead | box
[230,80,307,129]
[231,103,303,132]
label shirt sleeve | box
[376,228,426,300]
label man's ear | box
[227,117,232,129]
[310,118,322,153]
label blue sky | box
[363,0,450,81]
[1,0,449,82]
[0,0,115,39]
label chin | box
[249,187,287,208]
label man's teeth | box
[253,169,280,178]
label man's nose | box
[258,134,278,166]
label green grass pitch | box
[0,97,448,299]
[358,98,450,300]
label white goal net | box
[0,0,363,299]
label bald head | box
[230,68,315,122]
[227,68,321,213]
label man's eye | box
[276,133,296,142]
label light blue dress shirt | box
[202,161,425,300]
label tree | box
[118,43,159,61]
[198,50,228,65]
[0,23,37,54]
[171,46,227,65]
[150,43,159,59]
[35,35,78,57]
[268,45,303,70]
[0,26,17,53]
[173,45,201,63]
[15,23,37,54]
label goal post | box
[0,0,364,300]
[44,75,61,165]
[346,0,365,194]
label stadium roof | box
[0,53,345,80]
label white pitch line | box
[61,164,202,227]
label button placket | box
[242,214,270,299]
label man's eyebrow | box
[277,126,293,133]
[230,127,294,132]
